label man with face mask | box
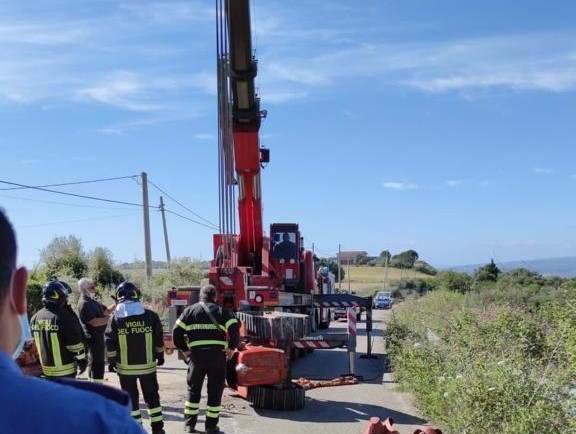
[0,209,146,434]
[77,277,115,383]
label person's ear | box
[12,267,28,315]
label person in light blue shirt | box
[0,209,145,434]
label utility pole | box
[347,257,351,293]
[384,254,389,290]
[337,244,341,291]
[141,172,153,280]
[159,196,171,267]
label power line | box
[0,179,156,209]
[147,178,217,227]
[0,193,138,211]
[0,175,138,191]
[164,209,219,230]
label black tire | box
[248,383,306,411]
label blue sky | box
[1,0,576,269]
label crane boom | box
[218,0,264,272]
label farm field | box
[338,266,432,296]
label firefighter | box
[172,284,240,434]
[106,281,166,434]
[30,280,88,379]
[77,277,115,383]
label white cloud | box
[446,179,463,187]
[533,167,554,174]
[77,71,161,112]
[383,182,418,191]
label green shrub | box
[387,287,576,433]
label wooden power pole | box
[141,172,153,280]
[159,196,171,267]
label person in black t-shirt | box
[77,278,115,383]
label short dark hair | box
[0,209,17,303]
[199,284,217,301]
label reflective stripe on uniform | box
[107,350,117,358]
[177,321,219,332]
[184,401,200,416]
[225,318,238,330]
[131,409,142,420]
[206,405,221,418]
[66,342,84,353]
[187,340,227,349]
[42,363,76,376]
[116,362,157,376]
[148,406,163,423]
[176,318,189,330]
[50,332,62,367]
[33,332,44,366]
[145,332,153,364]
[119,334,128,366]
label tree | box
[376,250,392,266]
[390,249,419,269]
[436,270,472,293]
[151,257,204,289]
[89,247,125,289]
[474,259,500,283]
[39,235,88,279]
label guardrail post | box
[347,307,357,376]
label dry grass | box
[338,266,432,295]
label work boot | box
[205,427,220,434]
[183,424,196,433]
[152,430,165,434]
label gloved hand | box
[76,358,88,375]
[108,362,117,373]
[156,355,165,366]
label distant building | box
[338,251,368,265]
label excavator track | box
[247,382,306,411]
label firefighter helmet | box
[115,281,141,302]
[42,280,69,306]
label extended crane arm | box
[218,0,264,270]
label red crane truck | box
[166,0,372,410]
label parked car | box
[373,291,393,309]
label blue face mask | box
[12,312,31,360]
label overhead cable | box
[148,179,217,227]
[164,209,219,230]
[0,175,138,191]
[0,180,155,209]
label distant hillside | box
[444,256,576,278]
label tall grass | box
[387,289,576,433]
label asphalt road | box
[101,308,430,434]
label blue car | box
[374,292,393,309]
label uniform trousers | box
[184,348,226,431]
[119,372,164,433]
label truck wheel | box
[248,383,306,411]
